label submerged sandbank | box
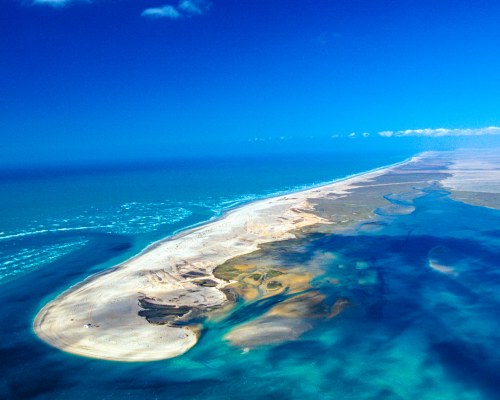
[34,150,498,362]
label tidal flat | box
[7,148,499,398]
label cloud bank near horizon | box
[378,126,500,138]
[247,126,500,143]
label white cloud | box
[142,5,181,19]
[31,0,212,16]
[377,126,500,138]
[179,0,211,15]
[142,0,211,19]
[331,132,370,139]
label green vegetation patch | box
[266,269,284,279]
[213,263,241,281]
[249,273,262,281]
[267,281,283,290]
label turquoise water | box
[1,151,499,399]
[0,153,409,285]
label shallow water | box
[0,153,407,285]
[1,153,500,399]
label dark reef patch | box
[137,296,209,326]
[432,340,500,398]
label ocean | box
[0,151,412,286]
[1,147,499,399]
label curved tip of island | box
[36,154,458,362]
[34,298,199,362]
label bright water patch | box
[0,238,88,284]
[0,203,192,239]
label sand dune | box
[34,156,426,361]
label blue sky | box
[1,0,500,166]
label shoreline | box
[38,154,417,303]
[116,154,418,261]
[33,153,423,362]
[0,156,413,243]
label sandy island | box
[34,149,500,361]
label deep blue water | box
[1,151,499,399]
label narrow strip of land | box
[34,150,500,361]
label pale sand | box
[33,157,420,362]
[428,260,458,277]
[441,149,500,193]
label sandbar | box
[34,149,499,361]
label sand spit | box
[34,155,430,362]
[441,150,500,194]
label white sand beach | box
[34,156,424,362]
